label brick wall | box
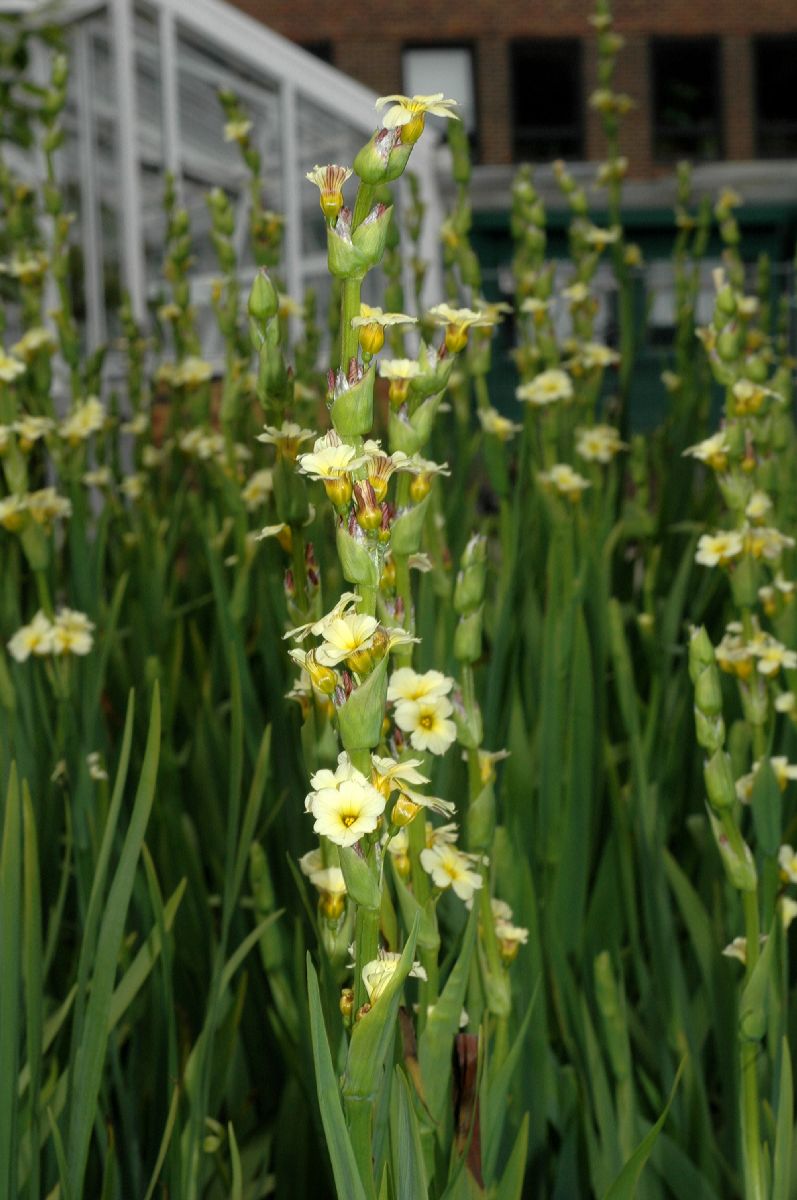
[229,0,796,175]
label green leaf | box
[22,784,43,1200]
[418,901,477,1122]
[0,764,22,1199]
[390,1066,427,1200]
[228,1122,243,1200]
[772,1037,793,1200]
[750,758,782,858]
[739,920,776,1042]
[483,992,536,1183]
[602,1060,685,1200]
[495,1114,529,1200]
[142,1087,180,1200]
[306,955,369,1200]
[66,684,161,1197]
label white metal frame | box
[38,0,443,352]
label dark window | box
[511,40,583,162]
[651,38,722,161]
[302,41,333,64]
[754,36,797,157]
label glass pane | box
[403,48,475,134]
[652,39,721,161]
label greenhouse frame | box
[9,0,444,356]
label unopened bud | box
[695,665,723,717]
[353,480,382,531]
[248,269,279,323]
[688,627,715,683]
[358,321,385,357]
[704,749,737,811]
[409,473,432,503]
[340,987,354,1018]
[392,793,422,827]
[323,475,353,509]
[695,708,726,753]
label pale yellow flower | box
[224,118,252,143]
[376,92,459,129]
[394,693,457,755]
[14,414,54,446]
[419,843,483,901]
[388,667,453,704]
[316,613,379,667]
[297,432,365,481]
[538,463,591,502]
[361,950,427,1004]
[351,304,416,329]
[0,350,26,381]
[379,358,421,382]
[308,773,385,848]
[257,420,316,460]
[26,487,71,524]
[516,369,573,406]
[575,424,627,464]
[175,357,213,389]
[120,473,146,501]
[51,608,94,656]
[11,327,56,361]
[478,407,522,441]
[7,611,54,661]
[695,531,744,568]
[778,844,797,884]
[59,396,106,444]
[683,432,730,472]
[83,467,113,489]
[0,493,26,531]
[241,469,273,511]
[745,491,773,523]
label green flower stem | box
[340,277,361,371]
[741,1037,765,1200]
[352,184,375,232]
[352,899,380,1014]
[34,569,53,619]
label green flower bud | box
[708,811,757,892]
[454,606,483,664]
[704,749,736,811]
[248,269,279,323]
[716,327,742,362]
[390,493,430,555]
[688,626,715,684]
[330,364,375,439]
[694,664,723,717]
[454,535,487,613]
[336,525,380,588]
[694,709,725,754]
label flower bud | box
[409,473,432,503]
[320,891,345,920]
[694,709,725,754]
[340,987,354,1018]
[688,626,715,683]
[305,649,338,696]
[694,664,723,717]
[248,269,279,323]
[323,475,353,509]
[353,480,382,532]
[704,749,736,811]
[392,793,422,827]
